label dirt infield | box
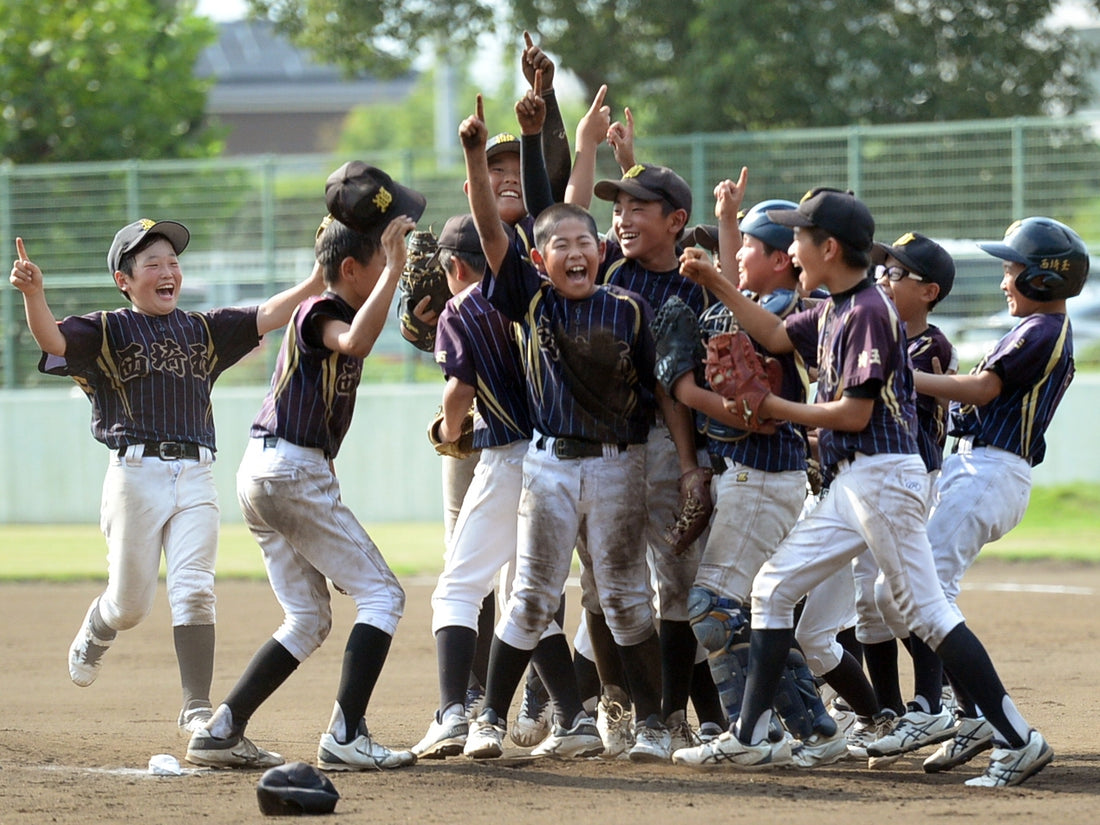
[2,559,1098,824]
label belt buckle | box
[157,441,184,460]
[552,439,576,460]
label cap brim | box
[593,179,663,204]
[877,242,923,274]
[390,184,427,224]
[486,142,520,160]
[766,209,814,228]
[977,241,1028,264]
[148,221,190,256]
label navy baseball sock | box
[935,623,1028,747]
[471,592,495,690]
[836,625,863,665]
[483,636,533,720]
[435,625,478,715]
[862,639,905,715]
[660,619,697,721]
[573,652,601,712]
[906,633,945,714]
[334,623,393,742]
[819,649,879,718]
[174,623,215,709]
[737,628,792,744]
[224,638,300,728]
[531,633,584,725]
[585,610,627,695]
[619,631,664,722]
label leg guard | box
[773,648,837,741]
[687,587,749,724]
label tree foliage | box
[0,0,222,163]
[249,0,1100,136]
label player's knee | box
[688,586,745,653]
[603,601,655,647]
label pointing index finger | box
[15,237,28,262]
[476,94,484,123]
[524,30,534,50]
[589,84,608,112]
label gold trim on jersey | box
[1019,314,1070,455]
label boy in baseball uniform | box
[185,163,425,770]
[671,187,1051,788]
[886,216,1084,781]
[458,94,662,761]
[10,220,323,735]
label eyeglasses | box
[875,264,924,283]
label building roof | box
[195,20,417,115]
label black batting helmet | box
[256,762,340,816]
[978,217,1089,302]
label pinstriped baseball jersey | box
[484,243,656,444]
[250,292,361,458]
[948,312,1073,466]
[40,306,260,451]
[785,279,918,470]
[600,238,711,318]
[434,282,531,449]
[908,323,954,472]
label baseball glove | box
[704,330,782,434]
[427,407,476,460]
[652,296,705,399]
[399,230,451,353]
[664,466,715,553]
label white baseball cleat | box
[672,730,793,769]
[68,599,114,687]
[964,730,1053,788]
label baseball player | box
[671,187,1051,789]
[841,233,959,766]
[874,216,1083,782]
[519,90,717,759]
[458,95,662,761]
[10,220,323,736]
[412,214,593,759]
[186,164,425,770]
[666,191,854,769]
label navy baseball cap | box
[594,163,693,217]
[768,187,874,252]
[875,232,955,300]
[429,214,483,265]
[107,219,189,275]
[486,132,521,160]
[325,161,426,234]
[687,224,720,253]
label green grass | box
[2,484,1098,581]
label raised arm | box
[564,85,610,209]
[321,216,416,358]
[521,31,571,201]
[254,257,326,335]
[10,238,66,356]
[516,68,555,218]
[461,95,510,273]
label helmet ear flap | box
[1015,264,1066,302]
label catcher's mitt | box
[427,407,476,460]
[664,467,715,553]
[652,296,705,399]
[399,230,451,353]
[704,331,782,434]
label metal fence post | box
[0,165,11,388]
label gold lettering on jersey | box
[115,342,150,382]
[373,187,393,213]
[623,165,646,180]
[857,349,882,368]
[151,339,188,377]
[189,343,212,381]
[435,351,447,364]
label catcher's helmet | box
[256,762,339,816]
[739,199,798,252]
[978,217,1089,302]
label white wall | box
[2,375,1098,525]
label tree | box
[247,0,1100,136]
[0,0,222,163]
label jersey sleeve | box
[481,242,543,322]
[783,303,824,369]
[981,315,1065,389]
[39,312,107,375]
[434,303,478,386]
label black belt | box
[709,453,729,475]
[263,435,280,449]
[970,437,990,448]
[535,436,628,460]
[120,441,201,460]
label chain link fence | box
[4,114,1100,387]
